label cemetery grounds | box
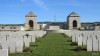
[9,33,100,56]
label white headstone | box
[82,37,87,46]
[72,35,75,42]
[75,35,78,42]
[0,49,8,56]
[32,36,35,42]
[24,36,30,47]
[87,39,92,51]
[0,41,8,49]
[28,36,31,42]
[9,40,16,53]
[99,39,100,51]
[16,40,23,52]
[93,39,99,51]
[78,37,82,46]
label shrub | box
[70,42,78,46]
[67,39,72,42]
[75,46,82,51]
[75,46,87,51]
[23,47,33,53]
[82,46,87,51]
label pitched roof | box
[68,12,79,17]
[25,11,37,17]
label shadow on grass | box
[69,48,87,52]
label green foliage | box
[23,47,33,53]
[75,46,83,51]
[70,42,78,46]
[67,38,72,42]
[75,46,87,51]
[82,46,87,51]
[67,39,72,42]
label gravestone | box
[32,36,35,42]
[78,37,82,46]
[28,36,31,42]
[0,41,8,49]
[99,39,100,51]
[82,37,87,46]
[24,36,30,47]
[93,39,99,51]
[72,35,75,42]
[0,49,8,56]
[87,39,92,51]
[16,40,23,52]
[9,40,16,53]
[75,35,78,42]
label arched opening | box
[73,20,77,29]
[40,25,42,30]
[29,20,34,29]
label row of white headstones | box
[63,31,100,51]
[0,31,46,56]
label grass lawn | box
[9,33,100,56]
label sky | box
[0,0,100,24]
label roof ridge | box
[68,12,79,17]
[25,11,37,17]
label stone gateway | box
[67,12,81,30]
[0,11,81,31]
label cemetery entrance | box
[29,20,33,29]
[73,20,77,29]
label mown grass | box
[9,33,100,56]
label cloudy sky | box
[0,0,100,24]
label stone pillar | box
[67,12,81,30]
[25,11,38,30]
